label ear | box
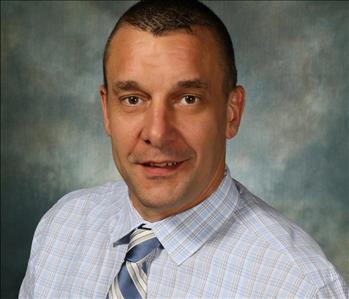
[99,85,111,136]
[225,85,245,139]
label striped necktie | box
[108,227,161,299]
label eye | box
[180,95,200,105]
[121,96,143,106]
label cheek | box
[181,112,225,157]
[109,117,140,155]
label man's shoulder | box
[234,179,323,254]
[35,180,128,239]
[47,180,127,217]
[230,179,343,290]
[20,180,130,298]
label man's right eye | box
[121,96,143,106]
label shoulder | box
[32,180,128,248]
[45,180,127,216]
[19,180,129,298]
[43,180,126,222]
[231,179,346,292]
[233,179,323,256]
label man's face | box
[100,25,244,221]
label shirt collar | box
[152,167,240,265]
[110,167,240,265]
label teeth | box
[149,162,178,167]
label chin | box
[133,185,189,210]
[140,191,180,207]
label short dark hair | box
[103,0,237,95]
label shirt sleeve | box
[315,277,348,299]
[18,215,47,299]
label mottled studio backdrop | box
[1,1,348,297]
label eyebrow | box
[177,79,208,89]
[111,78,208,94]
[112,80,142,93]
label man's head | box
[100,0,245,221]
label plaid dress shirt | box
[19,168,347,298]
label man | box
[20,0,347,298]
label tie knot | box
[126,227,160,263]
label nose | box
[141,100,176,148]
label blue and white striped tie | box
[108,227,161,299]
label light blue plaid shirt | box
[20,168,347,298]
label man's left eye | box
[180,95,200,105]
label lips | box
[138,160,184,177]
[143,161,179,168]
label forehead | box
[105,25,223,85]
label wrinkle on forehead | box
[105,25,224,95]
[107,25,218,67]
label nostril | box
[145,139,151,144]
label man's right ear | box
[99,85,111,136]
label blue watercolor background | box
[1,1,348,297]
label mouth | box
[142,161,180,168]
[138,160,185,177]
